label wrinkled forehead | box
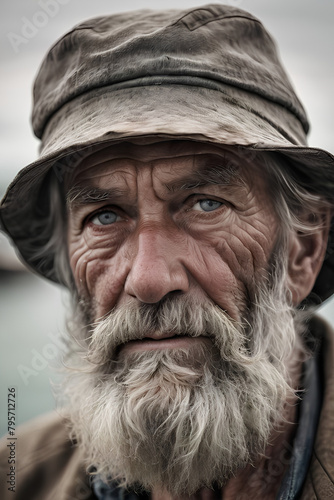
[67,140,257,188]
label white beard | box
[62,265,304,496]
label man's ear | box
[287,210,332,305]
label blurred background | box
[0,0,333,437]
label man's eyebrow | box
[66,159,245,208]
[66,186,126,210]
[164,160,244,193]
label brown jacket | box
[1,317,333,500]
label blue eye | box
[194,199,222,212]
[91,210,119,225]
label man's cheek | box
[190,224,274,315]
[177,236,246,321]
[69,249,106,302]
[69,242,90,295]
[69,230,120,286]
[84,251,134,318]
[216,222,276,280]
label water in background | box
[0,271,67,437]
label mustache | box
[85,295,253,367]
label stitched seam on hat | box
[45,8,216,56]
[46,12,261,54]
[169,7,217,28]
[181,13,263,32]
[42,26,98,58]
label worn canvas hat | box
[1,4,334,302]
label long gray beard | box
[62,267,304,497]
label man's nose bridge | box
[133,224,180,268]
[124,223,189,303]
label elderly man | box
[0,4,334,499]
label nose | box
[124,227,189,303]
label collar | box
[276,353,322,499]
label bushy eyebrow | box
[67,186,126,211]
[67,157,245,210]
[164,160,244,193]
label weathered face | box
[67,141,278,330]
[65,142,304,495]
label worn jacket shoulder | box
[301,316,334,499]
[0,411,93,500]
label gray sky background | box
[0,0,333,432]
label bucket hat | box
[1,4,333,302]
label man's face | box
[64,141,297,495]
[67,141,278,327]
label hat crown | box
[32,4,308,140]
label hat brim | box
[1,83,334,303]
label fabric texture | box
[0,316,333,499]
[0,4,334,302]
